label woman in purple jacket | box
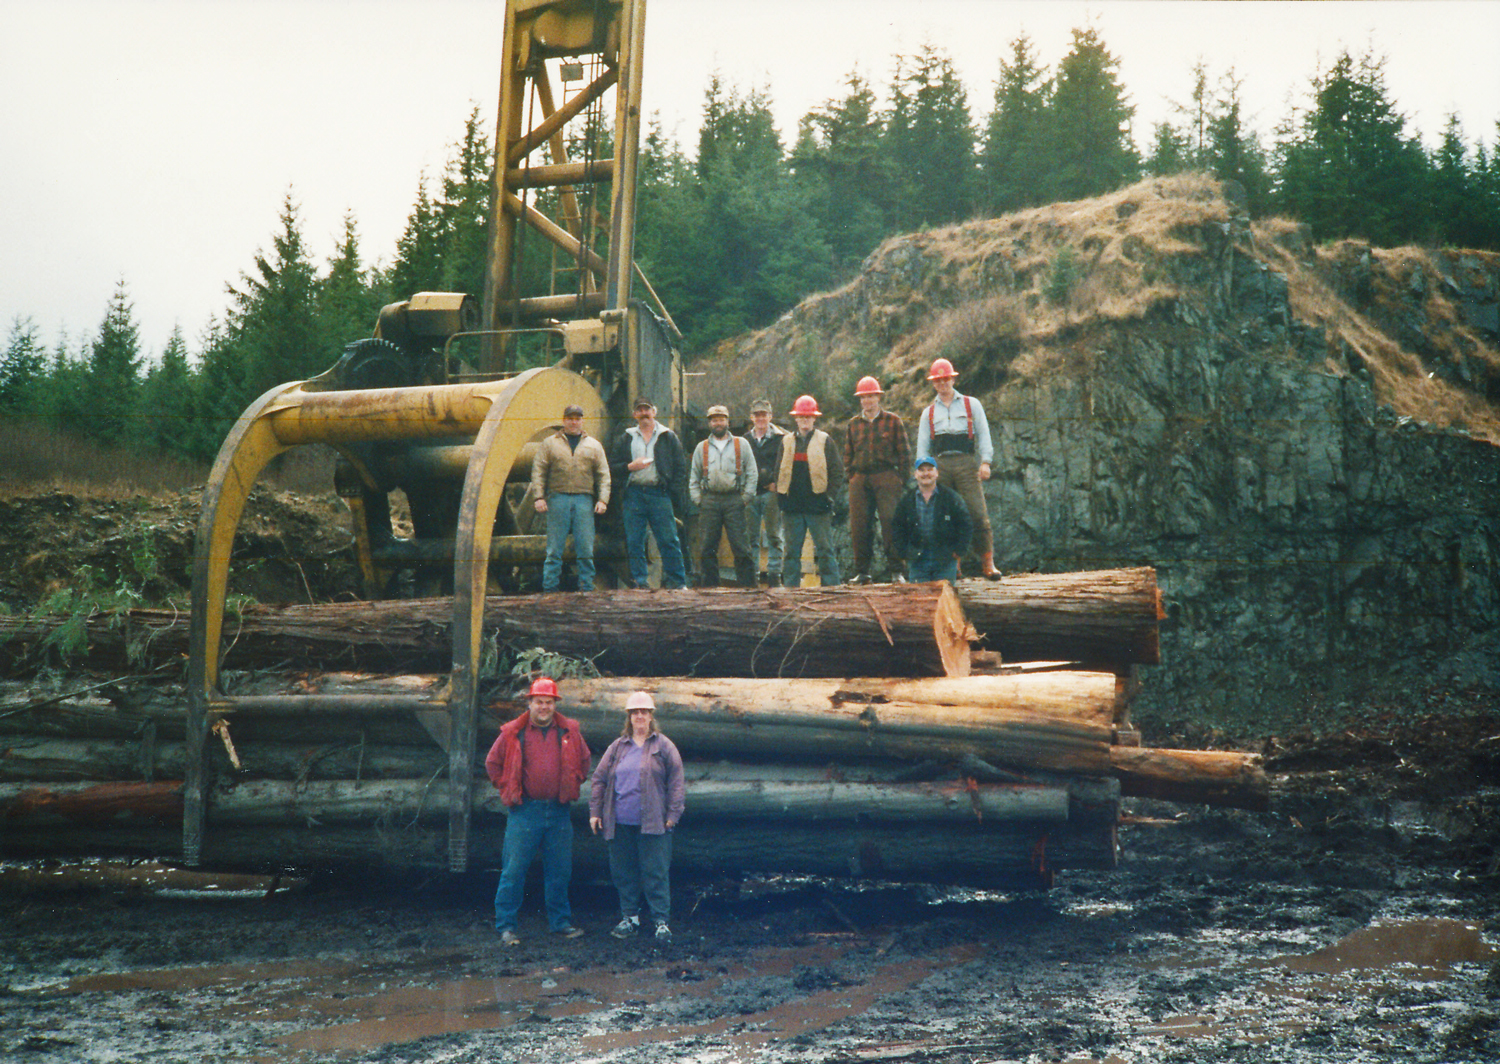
[589,690,686,943]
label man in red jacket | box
[485,676,593,946]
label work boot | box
[980,552,1002,579]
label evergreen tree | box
[981,34,1053,211]
[41,332,89,434]
[1273,48,1429,244]
[637,78,833,350]
[1205,71,1270,212]
[319,210,381,353]
[1,315,46,413]
[87,279,142,446]
[1047,26,1139,201]
[226,190,322,400]
[882,45,977,229]
[188,315,244,461]
[137,325,193,456]
[389,174,446,299]
[438,105,493,298]
[790,71,891,267]
[1145,121,1191,176]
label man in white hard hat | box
[915,358,1000,578]
[843,376,910,583]
[688,404,758,587]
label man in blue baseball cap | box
[890,455,972,583]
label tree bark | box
[954,567,1164,668]
[1110,745,1269,811]
[522,675,1117,776]
[0,585,974,679]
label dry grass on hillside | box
[698,172,1500,446]
[1255,224,1500,443]
[0,421,338,500]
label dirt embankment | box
[0,487,360,616]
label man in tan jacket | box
[531,404,610,592]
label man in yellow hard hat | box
[915,358,1000,578]
[843,376,910,583]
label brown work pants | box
[696,491,756,587]
[847,469,903,576]
[935,452,993,556]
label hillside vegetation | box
[698,173,1500,443]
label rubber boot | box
[981,551,1002,579]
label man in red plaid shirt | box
[842,376,912,583]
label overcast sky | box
[3,0,1497,361]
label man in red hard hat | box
[485,675,593,947]
[775,395,846,586]
[843,376,911,583]
[915,358,1001,578]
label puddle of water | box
[1276,917,1497,979]
[0,858,303,897]
[47,935,978,1064]
[1128,918,1497,1046]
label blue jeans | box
[494,800,575,933]
[542,493,596,592]
[781,511,841,587]
[746,490,783,575]
[908,552,959,583]
[608,824,674,924]
[622,487,687,588]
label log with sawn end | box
[954,566,1164,668]
[0,584,974,678]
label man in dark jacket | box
[609,398,689,589]
[891,456,973,583]
[485,676,593,946]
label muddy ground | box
[2,696,1497,1064]
[2,490,1499,1062]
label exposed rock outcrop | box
[698,175,1500,729]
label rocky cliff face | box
[701,175,1500,731]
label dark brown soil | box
[1,489,1497,1062]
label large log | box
[0,820,1108,890]
[502,675,1119,776]
[0,776,1088,829]
[0,585,973,679]
[1110,745,1269,811]
[954,566,1164,668]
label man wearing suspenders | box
[914,358,1002,579]
[688,404,759,587]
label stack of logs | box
[0,568,1266,890]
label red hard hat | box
[528,676,560,699]
[927,357,958,381]
[789,394,821,417]
[854,376,883,397]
